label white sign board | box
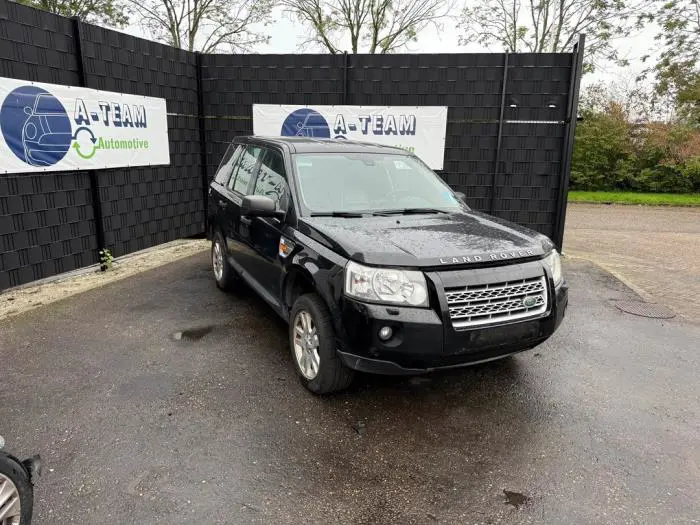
[253,104,448,170]
[0,76,170,174]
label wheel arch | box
[283,265,316,313]
[208,220,221,240]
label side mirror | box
[24,106,32,116]
[241,195,277,217]
[454,191,466,202]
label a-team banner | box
[253,105,448,170]
[0,76,169,174]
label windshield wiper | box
[310,211,365,218]
[372,208,451,216]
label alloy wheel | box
[293,310,320,380]
[0,472,21,525]
[212,241,224,281]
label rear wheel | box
[211,231,240,292]
[0,453,33,525]
[289,294,354,394]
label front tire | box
[211,231,239,292]
[289,294,354,394]
[0,453,33,525]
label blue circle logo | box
[281,108,330,138]
[1,86,72,167]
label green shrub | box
[571,105,700,193]
[636,165,691,193]
[678,157,700,192]
[571,104,635,190]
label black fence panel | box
[0,0,97,289]
[443,121,500,211]
[78,23,204,257]
[346,53,505,119]
[0,0,80,85]
[0,0,583,291]
[200,54,346,179]
[492,123,566,237]
[0,0,205,290]
[0,172,97,289]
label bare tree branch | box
[281,0,453,54]
[126,0,274,53]
[16,0,129,27]
[458,0,650,69]
[642,0,699,124]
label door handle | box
[218,200,228,208]
[240,216,252,226]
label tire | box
[0,452,33,525]
[211,231,239,292]
[289,294,355,394]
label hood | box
[298,210,553,268]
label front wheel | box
[289,294,354,394]
[0,453,33,525]
[211,231,240,292]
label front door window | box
[253,149,290,213]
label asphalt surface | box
[1,253,698,524]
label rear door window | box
[214,144,242,186]
[228,145,263,195]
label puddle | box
[172,325,216,341]
[503,490,529,508]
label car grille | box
[445,276,548,329]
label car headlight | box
[543,250,563,285]
[345,261,428,307]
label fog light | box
[378,326,393,341]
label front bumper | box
[335,265,568,375]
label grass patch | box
[568,191,700,206]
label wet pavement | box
[0,253,698,524]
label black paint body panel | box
[207,137,567,375]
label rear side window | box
[214,144,242,185]
[254,149,290,212]
[228,145,263,195]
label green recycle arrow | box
[72,127,100,159]
[72,140,98,159]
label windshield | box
[293,153,463,214]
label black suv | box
[208,137,568,394]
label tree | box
[580,78,674,123]
[16,0,129,27]
[571,101,636,189]
[280,0,453,54]
[127,0,274,53]
[571,88,700,192]
[457,0,642,70]
[645,0,699,125]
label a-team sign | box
[0,76,169,174]
[253,104,448,169]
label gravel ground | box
[564,203,700,322]
[0,239,209,321]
